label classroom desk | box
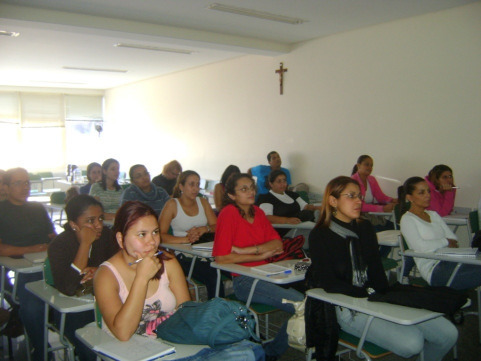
[75,322,207,361]
[26,280,95,361]
[443,214,472,243]
[211,259,305,307]
[403,249,481,343]
[376,230,401,247]
[0,255,44,307]
[306,288,443,359]
[272,221,316,238]
[44,202,66,224]
[161,243,213,300]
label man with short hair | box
[248,151,292,197]
[0,167,56,360]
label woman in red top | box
[213,173,304,361]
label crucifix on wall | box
[275,62,288,95]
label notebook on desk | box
[23,251,47,264]
[251,263,292,276]
[435,247,478,257]
[93,333,175,361]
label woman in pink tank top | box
[94,201,190,341]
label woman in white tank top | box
[159,170,224,299]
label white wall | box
[105,3,481,208]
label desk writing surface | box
[76,322,207,360]
[161,243,212,258]
[211,259,305,284]
[376,230,400,247]
[306,288,442,325]
[443,214,469,225]
[0,256,43,273]
[26,280,94,313]
[403,250,481,266]
[272,221,316,230]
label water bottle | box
[73,167,82,184]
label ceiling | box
[0,0,478,90]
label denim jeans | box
[233,276,304,357]
[176,339,264,361]
[430,261,481,290]
[336,307,458,361]
[16,272,48,360]
[177,254,225,299]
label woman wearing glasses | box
[425,164,456,217]
[120,164,170,217]
[213,173,304,361]
[159,170,222,299]
[306,176,457,361]
[257,169,320,237]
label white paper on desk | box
[191,241,214,250]
[435,247,478,257]
[251,263,292,276]
[93,334,175,361]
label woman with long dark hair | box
[400,176,481,289]
[48,194,118,360]
[213,173,303,360]
[89,158,123,220]
[159,170,222,299]
[425,164,456,216]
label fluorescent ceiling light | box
[114,43,193,54]
[207,3,306,25]
[63,66,127,73]
[30,80,86,85]
[0,30,20,37]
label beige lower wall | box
[105,3,481,208]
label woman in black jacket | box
[305,176,457,361]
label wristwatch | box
[366,287,376,295]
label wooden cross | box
[275,62,288,95]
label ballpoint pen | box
[129,250,163,266]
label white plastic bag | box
[282,297,306,351]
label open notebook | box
[93,334,175,361]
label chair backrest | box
[43,258,55,287]
[297,190,309,204]
[393,202,410,227]
[37,171,53,179]
[469,210,480,234]
[50,191,66,204]
[95,301,102,329]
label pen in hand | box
[128,251,163,266]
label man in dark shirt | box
[0,167,56,360]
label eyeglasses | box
[235,185,256,193]
[132,172,150,180]
[11,181,31,187]
[341,193,364,200]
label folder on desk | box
[93,333,175,361]
[435,247,478,257]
